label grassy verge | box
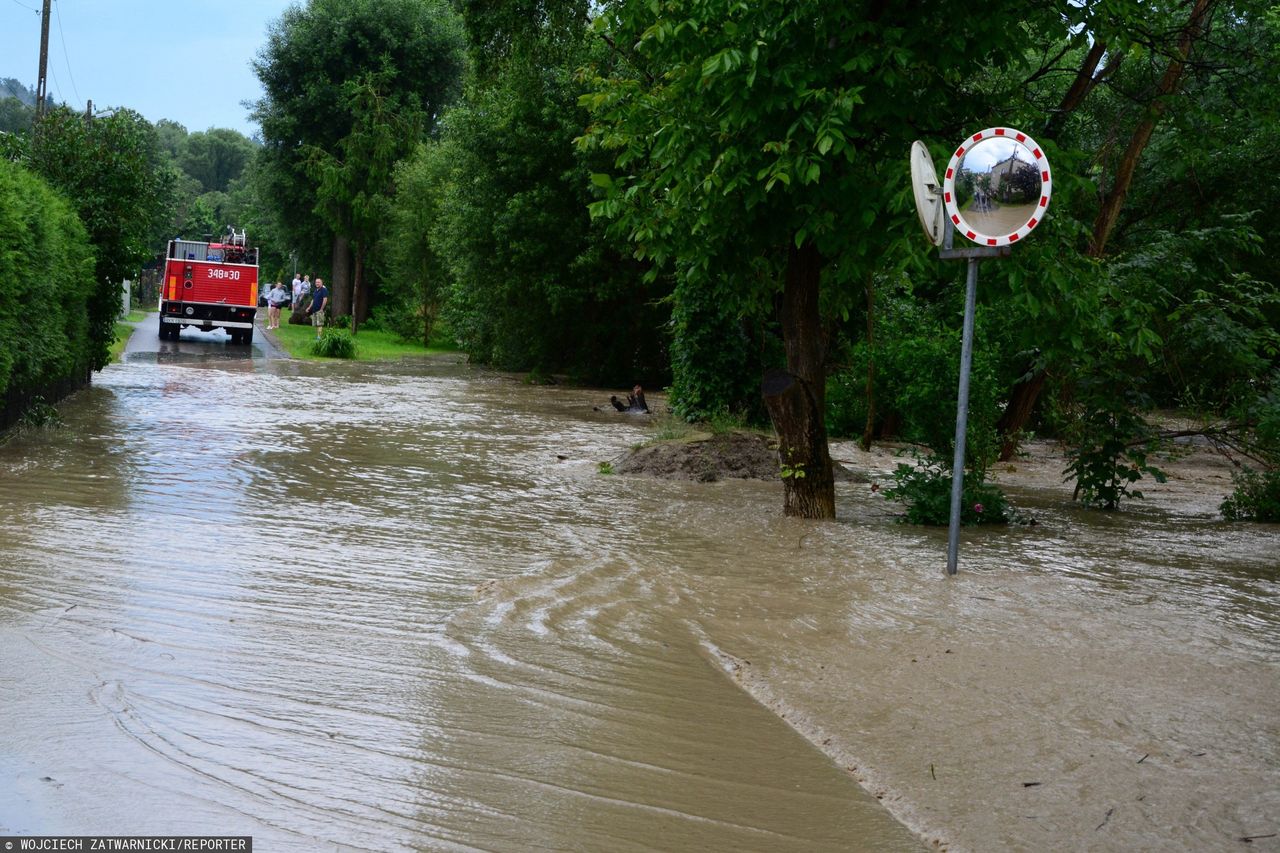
[109,309,150,362]
[268,309,458,361]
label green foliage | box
[381,141,453,345]
[1061,373,1168,510]
[395,37,669,383]
[880,457,1012,527]
[18,397,62,430]
[310,328,358,359]
[305,71,425,324]
[1220,467,1280,523]
[180,128,256,194]
[827,285,1002,475]
[779,448,807,480]
[579,0,1068,313]
[643,414,695,445]
[667,277,762,422]
[0,80,36,135]
[0,159,96,401]
[252,0,468,310]
[706,409,748,436]
[25,106,172,371]
[0,98,34,136]
[597,461,614,475]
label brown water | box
[1,332,1277,851]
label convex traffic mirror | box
[943,128,1051,247]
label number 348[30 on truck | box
[158,228,260,344]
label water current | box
[0,325,1276,851]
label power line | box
[10,0,40,12]
[52,0,81,107]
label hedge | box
[0,158,97,423]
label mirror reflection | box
[954,137,1042,236]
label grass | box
[109,308,150,361]
[268,309,458,361]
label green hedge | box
[0,159,97,407]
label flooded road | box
[1,322,1276,851]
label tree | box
[0,96,34,135]
[580,0,1072,517]
[306,74,415,334]
[991,0,1263,457]
[26,106,173,370]
[153,119,189,162]
[382,141,453,346]
[252,0,467,320]
[181,128,256,194]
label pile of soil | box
[615,430,865,483]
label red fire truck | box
[158,228,260,344]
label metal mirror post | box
[912,129,1052,575]
[938,223,1007,574]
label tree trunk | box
[763,240,835,519]
[1044,39,1108,138]
[996,370,1047,460]
[1089,0,1213,258]
[331,233,352,318]
[351,245,366,336]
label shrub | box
[311,328,357,359]
[18,397,62,429]
[880,456,1012,526]
[1220,468,1280,522]
[825,293,1002,476]
[1061,373,1166,510]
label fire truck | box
[158,228,260,344]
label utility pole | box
[36,0,51,117]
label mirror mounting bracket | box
[938,217,1010,260]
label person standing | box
[291,273,303,310]
[266,281,289,329]
[308,277,329,338]
[299,275,312,312]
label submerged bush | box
[18,396,62,429]
[880,456,1013,526]
[1220,468,1280,522]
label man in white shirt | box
[291,274,303,310]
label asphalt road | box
[122,311,289,362]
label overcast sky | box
[2,0,298,137]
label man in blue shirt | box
[308,277,330,338]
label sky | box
[1,0,298,137]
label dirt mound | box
[616,430,866,483]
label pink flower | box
[973,503,985,514]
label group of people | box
[263,273,330,338]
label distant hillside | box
[1,78,38,107]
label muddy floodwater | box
[1,325,1277,852]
